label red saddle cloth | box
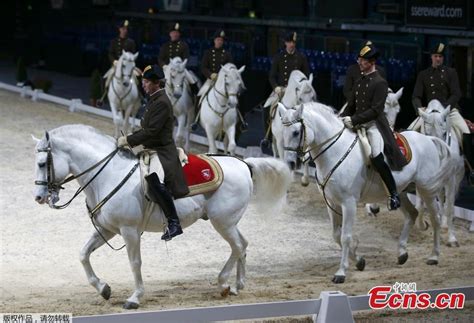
[182,154,224,196]
[395,132,412,163]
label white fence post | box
[20,86,32,98]
[31,89,44,102]
[316,291,354,323]
[69,99,82,113]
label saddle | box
[139,149,224,199]
[357,130,412,164]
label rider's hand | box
[274,86,282,94]
[117,136,128,148]
[341,117,353,129]
[210,73,218,81]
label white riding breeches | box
[365,122,384,158]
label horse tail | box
[418,137,454,196]
[244,157,292,214]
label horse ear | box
[182,58,188,66]
[45,131,50,141]
[442,106,450,119]
[295,104,304,119]
[238,65,245,74]
[122,49,126,56]
[418,109,429,120]
[31,134,41,143]
[133,52,139,60]
[395,87,403,100]
[308,73,313,83]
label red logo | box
[201,169,211,180]
[368,283,465,310]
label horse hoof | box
[331,275,345,284]
[370,206,380,215]
[398,253,408,265]
[356,257,366,271]
[426,259,438,266]
[100,284,111,300]
[447,241,460,248]
[300,179,309,187]
[236,281,245,291]
[221,286,231,298]
[229,287,238,296]
[123,301,139,310]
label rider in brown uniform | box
[118,65,189,241]
[340,45,407,210]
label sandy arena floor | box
[0,89,473,321]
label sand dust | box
[0,89,473,321]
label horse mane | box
[304,102,342,125]
[426,99,444,112]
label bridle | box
[111,56,135,103]
[281,113,358,216]
[35,139,120,209]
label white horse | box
[366,87,404,216]
[33,124,291,309]
[163,57,201,152]
[106,50,141,138]
[281,102,454,283]
[265,70,316,186]
[199,63,246,155]
[417,100,465,247]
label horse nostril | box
[288,161,296,170]
[35,196,42,202]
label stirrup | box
[388,194,401,211]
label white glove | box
[117,136,128,148]
[210,73,218,81]
[341,117,353,129]
[274,86,282,94]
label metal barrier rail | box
[73,286,474,323]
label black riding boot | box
[463,133,474,184]
[145,173,183,241]
[371,153,401,210]
[190,82,201,131]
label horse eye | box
[38,162,46,168]
[292,130,299,137]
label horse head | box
[218,63,246,108]
[280,104,306,170]
[33,130,70,205]
[166,57,188,98]
[295,73,317,104]
[118,50,139,87]
[419,99,450,139]
[384,87,403,129]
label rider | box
[264,32,309,139]
[343,40,386,103]
[411,43,472,180]
[193,29,234,122]
[99,20,139,106]
[340,44,407,210]
[117,65,189,241]
[158,22,200,113]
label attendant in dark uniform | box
[269,31,310,94]
[158,23,190,68]
[411,42,471,180]
[343,41,386,102]
[201,30,233,81]
[117,65,189,241]
[108,20,136,64]
[340,45,407,210]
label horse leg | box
[271,135,279,158]
[442,182,457,247]
[205,125,218,154]
[397,192,418,265]
[223,133,229,155]
[423,195,441,265]
[301,161,310,187]
[122,108,133,135]
[176,114,187,149]
[120,226,144,309]
[226,125,237,156]
[79,228,116,300]
[210,222,246,296]
[110,102,122,138]
[235,230,248,291]
[185,105,195,152]
[415,189,429,231]
[333,200,357,283]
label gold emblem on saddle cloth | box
[186,154,224,197]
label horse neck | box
[53,134,130,193]
[281,88,297,108]
[305,109,356,169]
[114,56,123,79]
[212,73,228,105]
